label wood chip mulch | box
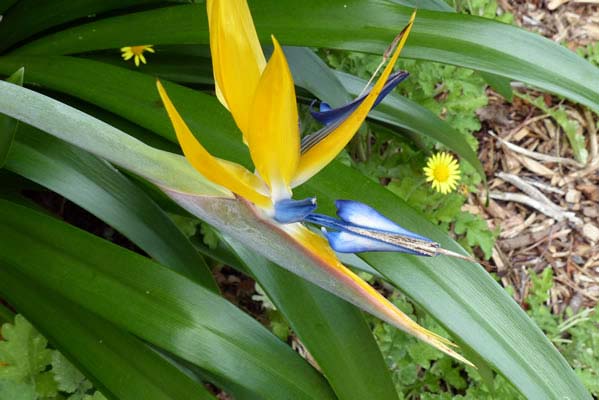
[464,0,599,313]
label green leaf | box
[296,162,590,399]
[0,58,589,398]
[6,124,218,290]
[0,302,14,325]
[0,378,36,400]
[52,352,86,393]
[34,370,58,398]
[11,1,599,113]
[0,73,225,198]
[0,0,167,52]
[256,1,598,112]
[0,68,23,167]
[391,0,515,101]
[0,200,336,400]
[283,47,352,108]
[0,65,458,363]
[480,70,513,101]
[224,238,399,400]
[86,53,215,85]
[83,392,108,400]
[0,0,17,14]
[0,270,215,400]
[0,315,52,382]
[391,0,453,11]
[0,171,49,214]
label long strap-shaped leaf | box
[223,238,399,400]
[0,0,165,51]
[0,68,22,167]
[297,166,590,400]
[0,60,471,363]
[0,199,336,400]
[0,0,17,14]
[4,72,399,399]
[6,124,218,290]
[79,46,487,182]
[387,0,514,99]
[9,1,599,113]
[0,266,215,400]
[0,62,590,398]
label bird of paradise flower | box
[156,0,473,365]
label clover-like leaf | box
[52,352,87,393]
[0,315,52,382]
[0,378,36,400]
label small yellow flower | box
[423,152,461,194]
[120,45,155,67]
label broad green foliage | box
[0,315,106,400]
[371,268,599,398]
[0,0,595,398]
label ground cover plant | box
[0,0,598,399]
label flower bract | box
[156,0,472,365]
[157,1,414,210]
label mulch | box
[470,0,599,312]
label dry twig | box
[490,131,584,168]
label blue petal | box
[274,198,317,223]
[335,200,434,242]
[324,230,426,255]
[319,102,332,113]
[309,71,409,126]
[307,99,332,115]
[301,71,409,153]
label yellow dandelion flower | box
[423,152,461,194]
[120,45,155,67]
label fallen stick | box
[489,191,582,226]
